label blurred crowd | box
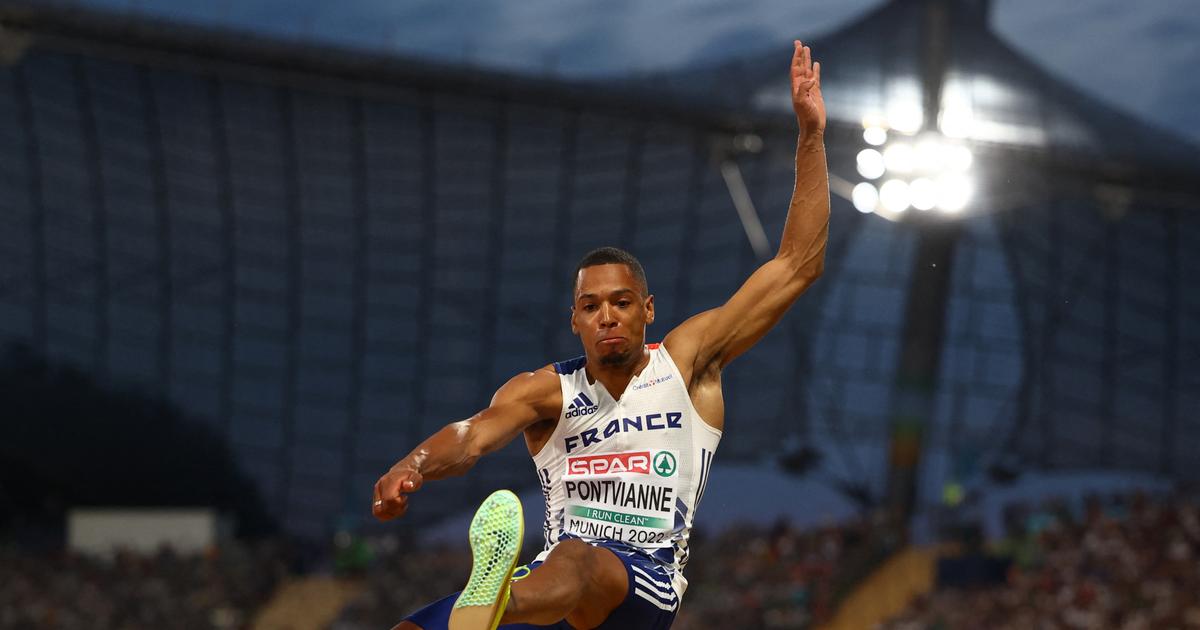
[0,518,870,630]
[0,542,288,629]
[883,492,1200,630]
[331,518,872,629]
[331,537,471,630]
[22,492,1197,630]
[672,519,870,629]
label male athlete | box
[373,41,828,630]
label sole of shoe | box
[448,489,524,630]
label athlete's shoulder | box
[494,367,561,416]
[511,365,561,389]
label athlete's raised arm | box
[665,41,828,377]
[372,368,561,521]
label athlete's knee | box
[546,539,599,596]
[517,563,587,613]
[512,539,632,627]
[506,541,594,623]
[551,538,594,567]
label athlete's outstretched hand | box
[372,466,423,521]
[791,41,825,139]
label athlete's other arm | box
[666,41,828,374]
[372,369,560,520]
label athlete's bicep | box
[468,368,562,456]
[668,258,818,372]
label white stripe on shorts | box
[630,564,671,588]
[633,574,676,599]
[634,587,678,612]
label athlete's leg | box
[501,539,627,628]
[393,622,421,630]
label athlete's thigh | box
[520,540,628,628]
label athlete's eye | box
[617,300,631,308]
[582,304,597,312]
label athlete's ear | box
[644,294,655,325]
[570,305,579,336]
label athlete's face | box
[571,264,654,368]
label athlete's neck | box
[585,346,652,401]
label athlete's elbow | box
[462,427,488,463]
[805,256,825,281]
[443,420,485,474]
[775,251,824,285]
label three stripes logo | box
[564,392,599,419]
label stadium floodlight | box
[945,144,973,172]
[938,105,975,139]
[863,126,888,146]
[886,101,923,135]
[936,174,972,212]
[852,106,977,221]
[910,177,938,211]
[912,136,975,173]
[856,148,886,180]
[883,142,916,174]
[852,182,879,213]
[879,179,911,213]
[914,137,944,172]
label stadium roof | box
[630,0,1200,205]
[6,0,1196,191]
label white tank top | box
[531,343,722,598]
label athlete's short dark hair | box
[574,247,649,296]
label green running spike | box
[448,489,524,630]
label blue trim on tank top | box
[553,355,587,375]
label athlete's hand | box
[790,41,825,140]
[372,467,424,521]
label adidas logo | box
[564,392,599,419]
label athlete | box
[373,41,828,630]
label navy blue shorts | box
[402,540,678,630]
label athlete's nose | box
[598,302,617,327]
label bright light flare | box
[863,126,888,146]
[936,174,973,212]
[882,143,915,174]
[852,182,878,213]
[911,137,973,173]
[915,139,944,172]
[879,179,911,213]
[939,106,975,139]
[910,178,937,210]
[856,149,886,180]
[886,102,923,135]
[945,144,973,171]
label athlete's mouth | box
[598,337,626,348]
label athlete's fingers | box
[402,470,424,493]
[375,494,408,521]
[372,478,389,519]
[814,61,821,85]
[371,467,423,520]
[803,45,811,73]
